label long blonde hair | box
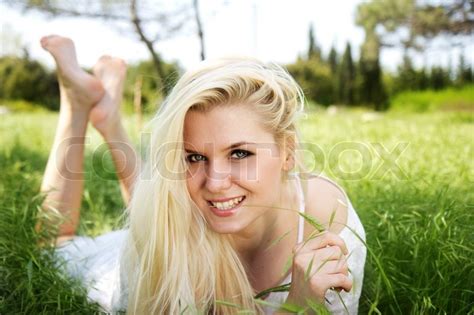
[122,57,305,314]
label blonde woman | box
[41,35,366,314]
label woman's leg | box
[39,35,104,241]
[90,56,139,205]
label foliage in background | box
[338,43,356,106]
[0,55,181,114]
[390,84,474,112]
[358,32,388,110]
[123,59,181,114]
[287,57,334,106]
[356,0,473,54]
[286,23,472,110]
[1,1,473,112]
[0,55,59,110]
[0,0,473,113]
[3,0,198,93]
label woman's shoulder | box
[298,173,350,235]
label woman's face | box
[184,104,288,234]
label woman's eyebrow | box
[184,148,200,154]
[184,142,257,154]
[225,142,256,150]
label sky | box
[0,0,472,72]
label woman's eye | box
[231,149,252,159]
[187,154,207,163]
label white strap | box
[294,174,305,244]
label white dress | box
[262,175,367,314]
[56,174,366,314]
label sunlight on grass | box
[1,108,473,313]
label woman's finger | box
[297,255,349,277]
[312,273,353,293]
[295,246,346,265]
[294,232,348,255]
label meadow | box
[0,106,473,314]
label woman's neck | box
[231,179,298,264]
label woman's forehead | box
[183,106,276,151]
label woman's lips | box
[207,195,245,203]
[208,196,246,217]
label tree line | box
[0,53,180,112]
[0,41,471,112]
[287,0,473,110]
[286,24,473,110]
[1,0,472,111]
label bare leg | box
[39,35,104,242]
[90,56,139,205]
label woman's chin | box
[207,220,246,234]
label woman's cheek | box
[186,165,205,194]
[232,158,258,182]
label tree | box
[328,45,338,75]
[357,32,387,108]
[0,56,59,110]
[193,0,205,60]
[338,42,356,105]
[356,0,474,53]
[430,66,451,90]
[124,59,181,114]
[307,24,321,61]
[328,45,338,103]
[456,53,473,85]
[394,55,418,92]
[287,57,334,106]
[417,66,430,90]
[5,0,202,95]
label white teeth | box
[210,196,244,210]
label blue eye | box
[187,154,207,163]
[231,149,252,159]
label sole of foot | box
[40,35,104,111]
[90,55,127,135]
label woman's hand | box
[285,231,352,310]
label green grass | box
[390,85,474,112]
[300,109,473,314]
[1,107,473,314]
[0,99,50,113]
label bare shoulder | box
[301,174,349,234]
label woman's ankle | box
[98,117,127,142]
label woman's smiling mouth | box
[208,196,246,211]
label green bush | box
[124,60,181,114]
[287,57,335,105]
[0,56,59,110]
[0,55,181,114]
[390,85,474,112]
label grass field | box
[390,85,474,112]
[1,107,473,314]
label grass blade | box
[266,229,292,251]
[304,255,315,281]
[254,283,291,299]
[297,212,325,232]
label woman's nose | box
[205,163,232,193]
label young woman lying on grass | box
[40,35,366,314]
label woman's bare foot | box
[40,35,104,111]
[90,55,127,136]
